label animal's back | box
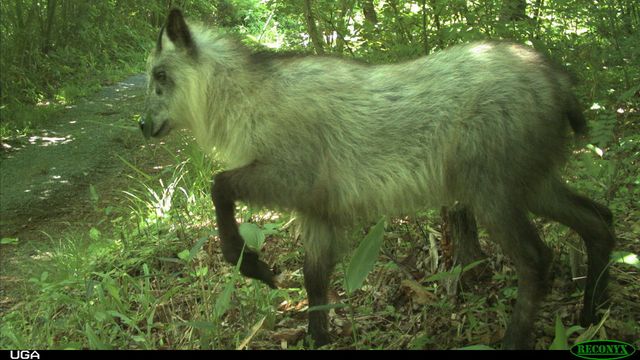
[254,42,576,222]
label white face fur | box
[141,9,199,139]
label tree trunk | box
[500,0,527,22]
[14,0,25,28]
[421,0,429,55]
[361,0,378,44]
[303,0,324,54]
[429,0,443,48]
[456,0,474,27]
[532,0,544,37]
[334,0,351,54]
[42,0,57,54]
[17,0,39,67]
[362,0,377,25]
[388,0,411,42]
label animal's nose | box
[139,116,151,139]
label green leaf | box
[89,184,99,203]
[549,315,569,350]
[619,84,640,101]
[105,283,122,304]
[462,259,487,273]
[194,266,209,277]
[188,236,209,260]
[158,257,183,264]
[239,223,265,251]
[143,263,150,276]
[132,335,147,344]
[345,218,385,293]
[177,249,190,261]
[184,321,217,330]
[107,311,141,332]
[611,251,640,269]
[425,266,462,282]
[262,222,283,236]
[94,311,108,322]
[85,324,111,350]
[89,227,101,240]
[0,237,19,245]
[214,272,238,319]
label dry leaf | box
[401,279,436,305]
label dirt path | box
[0,74,151,314]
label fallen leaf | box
[272,327,306,343]
[401,279,436,305]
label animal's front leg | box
[211,169,276,288]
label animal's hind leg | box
[481,207,552,349]
[529,180,615,326]
[299,216,338,347]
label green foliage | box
[1,237,20,245]
[549,316,584,350]
[239,223,266,251]
[345,218,386,293]
[0,144,272,349]
[1,2,148,105]
[612,251,640,269]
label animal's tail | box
[567,94,587,135]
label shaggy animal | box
[140,9,616,349]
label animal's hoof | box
[239,251,278,288]
[303,332,331,348]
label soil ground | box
[0,74,158,315]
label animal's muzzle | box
[139,116,152,139]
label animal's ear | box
[163,9,196,54]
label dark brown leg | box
[481,207,552,349]
[211,170,276,288]
[299,216,337,347]
[529,181,615,326]
[444,205,488,281]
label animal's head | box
[140,9,204,139]
[140,9,258,166]
[140,9,238,138]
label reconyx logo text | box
[571,340,636,360]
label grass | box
[0,139,298,349]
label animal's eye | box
[154,70,167,83]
